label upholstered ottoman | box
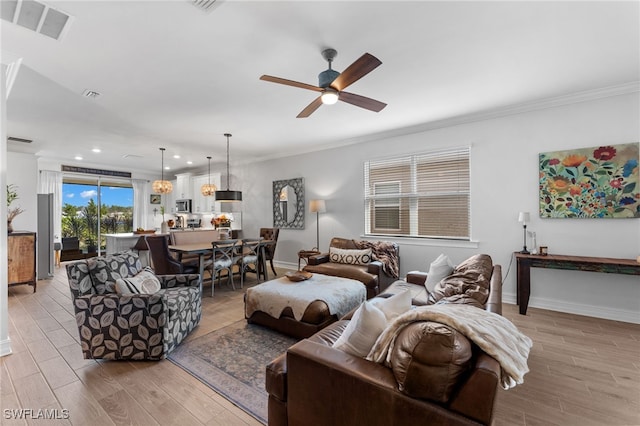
[244,273,366,339]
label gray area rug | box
[168,320,298,424]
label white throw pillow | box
[371,289,412,322]
[115,267,161,295]
[329,247,372,265]
[425,254,455,293]
[332,301,388,357]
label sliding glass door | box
[62,176,133,255]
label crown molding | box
[343,81,640,146]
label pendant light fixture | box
[201,156,217,196]
[152,147,173,194]
[215,133,242,202]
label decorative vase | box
[161,221,168,234]
[7,220,13,233]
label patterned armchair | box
[65,251,201,360]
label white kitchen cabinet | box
[175,173,193,199]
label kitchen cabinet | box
[175,173,193,199]
[8,231,37,292]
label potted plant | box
[6,184,24,233]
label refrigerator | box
[37,193,54,279]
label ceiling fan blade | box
[339,91,387,112]
[330,53,382,91]
[260,75,323,92]
[297,97,323,118]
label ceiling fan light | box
[321,89,339,105]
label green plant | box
[6,184,24,221]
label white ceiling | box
[3,0,639,175]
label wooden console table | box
[515,252,640,315]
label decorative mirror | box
[273,178,305,229]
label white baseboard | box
[0,337,12,358]
[503,292,640,324]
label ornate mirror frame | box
[273,178,305,229]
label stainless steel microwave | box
[175,199,192,213]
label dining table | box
[168,239,272,285]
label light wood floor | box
[1,264,639,426]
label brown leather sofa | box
[267,254,502,426]
[302,237,399,299]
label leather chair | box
[145,235,198,275]
[303,237,399,299]
[259,227,279,276]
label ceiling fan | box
[260,48,387,118]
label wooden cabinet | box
[8,231,37,292]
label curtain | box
[38,170,63,242]
[132,179,149,230]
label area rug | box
[168,320,298,424]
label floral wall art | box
[539,143,639,218]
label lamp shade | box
[310,199,326,213]
[518,212,530,224]
[201,156,216,196]
[215,190,243,202]
[152,147,173,194]
[152,180,173,194]
[214,133,242,202]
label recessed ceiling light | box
[74,156,83,160]
[173,155,181,159]
[165,166,171,170]
[92,148,101,153]
[187,161,193,165]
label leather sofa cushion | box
[390,321,472,403]
[302,263,377,287]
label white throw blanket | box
[245,275,366,321]
[366,304,532,389]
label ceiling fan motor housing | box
[318,69,340,88]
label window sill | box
[360,235,479,249]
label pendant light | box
[215,133,242,202]
[201,156,217,196]
[152,147,173,194]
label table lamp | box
[518,212,530,254]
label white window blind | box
[364,146,470,240]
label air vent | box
[123,154,144,159]
[190,0,223,13]
[1,0,72,41]
[7,136,32,143]
[82,89,101,99]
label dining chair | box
[211,239,241,296]
[145,235,199,275]
[237,238,267,289]
[259,227,280,276]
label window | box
[364,146,470,240]
[62,177,134,252]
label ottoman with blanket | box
[245,273,366,339]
